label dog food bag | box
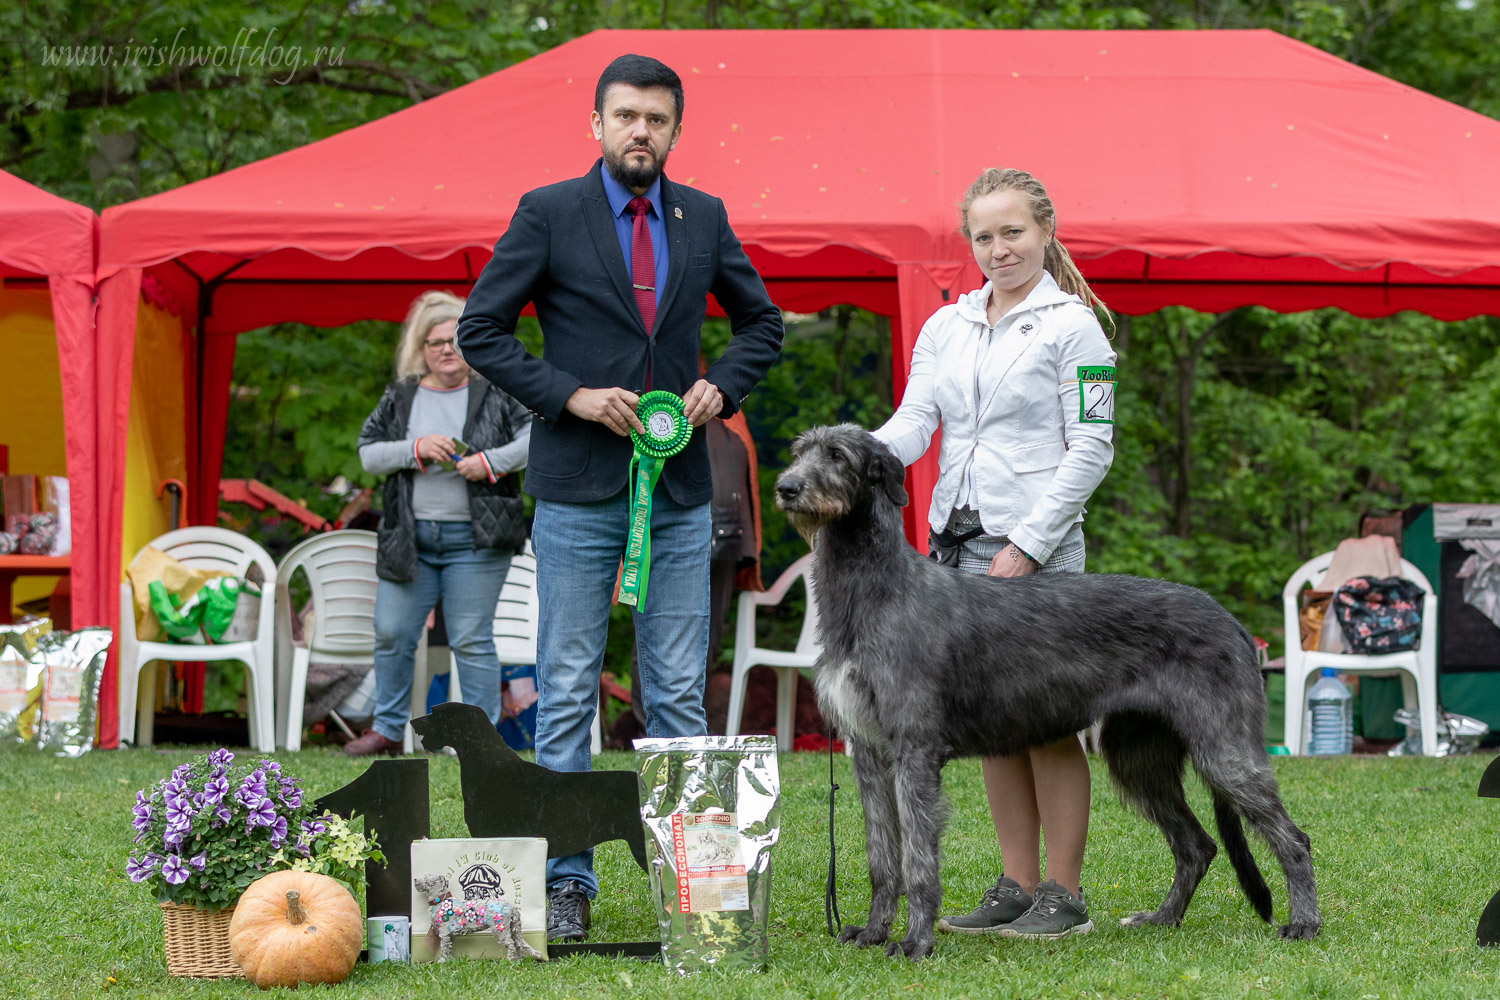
[0,619,51,746]
[635,735,781,973]
[33,628,112,757]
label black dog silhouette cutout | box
[1478,756,1500,946]
[411,702,648,872]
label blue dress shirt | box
[600,163,669,310]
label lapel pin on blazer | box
[674,207,683,219]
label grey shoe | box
[997,879,1094,939]
[937,876,1034,933]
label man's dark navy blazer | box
[455,159,784,505]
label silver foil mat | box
[1387,707,1491,757]
[635,735,781,974]
[34,628,112,756]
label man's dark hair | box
[594,54,684,124]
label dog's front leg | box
[889,745,946,960]
[838,740,903,949]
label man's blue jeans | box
[371,520,510,743]
[534,489,710,896]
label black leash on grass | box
[825,723,843,937]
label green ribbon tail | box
[619,453,665,608]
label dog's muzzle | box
[775,477,804,509]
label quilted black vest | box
[358,374,529,582]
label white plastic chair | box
[455,542,602,754]
[1282,551,1439,756]
[727,553,820,753]
[118,527,278,753]
[274,531,379,751]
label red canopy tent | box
[94,28,1500,746]
[0,170,101,629]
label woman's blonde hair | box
[958,168,1114,331]
[394,290,467,379]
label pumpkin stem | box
[285,889,307,926]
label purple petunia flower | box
[189,851,207,871]
[301,817,327,837]
[294,837,311,857]
[277,786,302,809]
[132,793,153,833]
[161,855,188,885]
[234,771,267,809]
[126,854,160,882]
[245,797,275,829]
[269,816,288,846]
[202,775,229,804]
[208,748,233,767]
[211,804,232,828]
[162,821,188,848]
[165,793,194,826]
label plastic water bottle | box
[1305,668,1353,755]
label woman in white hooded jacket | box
[873,168,1116,939]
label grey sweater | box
[358,382,530,521]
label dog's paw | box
[1276,919,1320,940]
[1118,909,1178,928]
[885,936,934,960]
[837,924,889,948]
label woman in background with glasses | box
[346,291,533,755]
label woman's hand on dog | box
[988,544,1039,578]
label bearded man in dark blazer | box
[455,53,783,943]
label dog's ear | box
[867,441,909,508]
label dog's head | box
[414,873,452,903]
[775,424,908,538]
[408,709,443,750]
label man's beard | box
[605,144,668,190]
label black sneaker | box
[937,875,1034,933]
[997,879,1094,939]
[546,880,591,943]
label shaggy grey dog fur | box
[776,424,1320,960]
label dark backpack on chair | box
[1333,576,1425,653]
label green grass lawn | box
[3,746,1498,999]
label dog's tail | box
[1212,790,1273,923]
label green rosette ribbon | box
[620,391,692,608]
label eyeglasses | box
[424,337,458,353]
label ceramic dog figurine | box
[413,873,543,962]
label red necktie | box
[628,196,657,336]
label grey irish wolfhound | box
[775,424,1319,960]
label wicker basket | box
[159,901,243,978]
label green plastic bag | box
[148,578,259,643]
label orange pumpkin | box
[229,870,363,988]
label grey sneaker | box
[998,879,1094,939]
[937,876,1034,933]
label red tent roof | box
[1,169,95,281]
[101,28,1500,327]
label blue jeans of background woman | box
[370,520,510,743]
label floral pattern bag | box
[1333,576,1425,653]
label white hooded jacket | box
[873,271,1116,564]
